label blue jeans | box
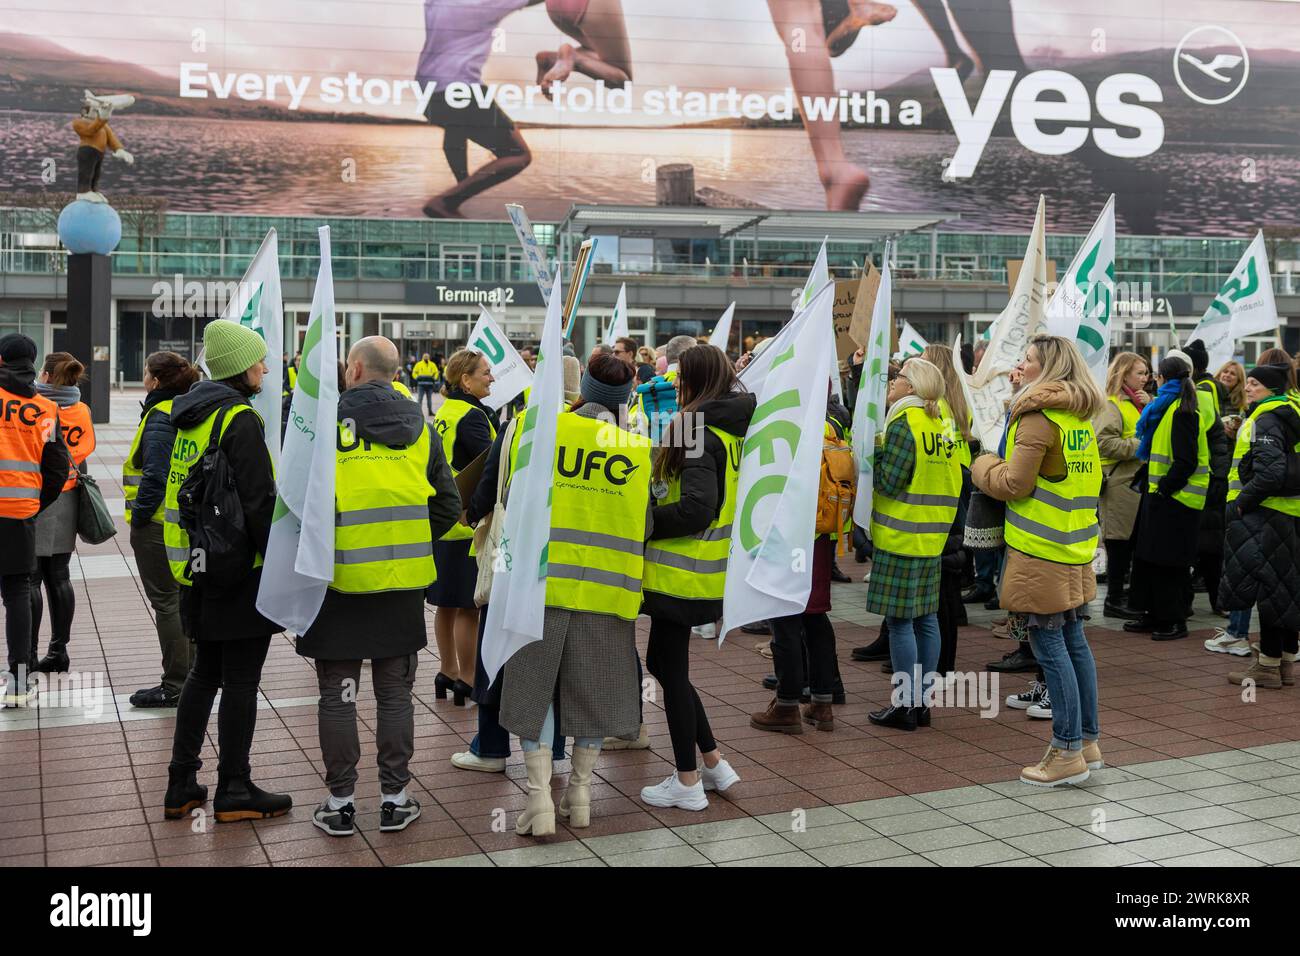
[1228,608,1253,640]
[887,613,940,707]
[471,701,565,761]
[974,548,1004,590]
[1027,617,1098,751]
[519,704,600,753]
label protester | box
[1124,354,1207,641]
[1217,361,1248,416]
[1219,359,1300,686]
[1095,352,1149,619]
[499,354,651,836]
[163,320,290,822]
[613,336,638,371]
[413,352,439,415]
[0,334,68,707]
[864,358,961,731]
[30,352,94,673]
[971,335,1105,786]
[429,348,495,705]
[640,345,750,809]
[301,337,461,837]
[1186,339,1232,616]
[126,352,200,708]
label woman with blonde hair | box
[866,357,963,731]
[1095,352,1149,619]
[1217,361,1248,416]
[972,335,1106,786]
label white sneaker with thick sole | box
[701,758,740,793]
[1224,639,1253,657]
[691,623,717,640]
[640,773,708,811]
[451,751,507,773]
[1204,628,1240,654]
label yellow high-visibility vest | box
[870,406,962,558]
[433,398,497,541]
[1228,395,1300,517]
[937,397,971,468]
[1100,395,1140,467]
[643,426,740,601]
[332,420,437,592]
[1004,408,1102,565]
[123,400,172,525]
[1148,398,1211,510]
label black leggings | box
[645,618,716,773]
[2,573,31,675]
[1104,538,1133,599]
[169,635,272,783]
[30,553,74,659]
[937,567,963,675]
[1259,625,1300,660]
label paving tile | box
[672,817,771,845]
[753,805,853,832]
[806,838,912,866]
[1047,802,1145,827]
[971,812,1071,841]
[1038,844,1146,867]
[1122,832,1223,861]
[1120,792,1213,815]
[984,857,1049,867]
[911,785,1002,809]
[1004,827,1105,855]
[780,820,879,850]
[1153,806,1253,831]
[718,850,822,867]
[850,854,937,867]
[891,825,991,853]
[921,840,1026,867]
[489,842,595,867]
[839,795,929,820]
[1089,816,1183,844]
[869,809,961,837]
[1235,836,1300,864]
[1159,849,1266,867]
[1185,751,1267,770]
[582,828,683,857]
[404,854,495,867]
[694,834,797,863]
[943,797,1039,824]
[602,845,710,867]
[1193,820,1294,848]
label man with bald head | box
[297,334,461,838]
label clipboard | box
[454,448,489,507]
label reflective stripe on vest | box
[1004,408,1102,565]
[58,401,95,492]
[643,426,741,600]
[433,398,496,541]
[0,388,59,519]
[938,397,971,469]
[870,406,962,558]
[1228,395,1300,516]
[1099,395,1140,467]
[332,422,437,593]
[164,404,263,586]
[123,400,173,524]
[1148,396,1211,511]
[543,413,652,620]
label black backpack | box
[176,405,254,588]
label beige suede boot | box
[516,749,556,837]
[558,744,600,828]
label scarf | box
[884,394,926,428]
[1135,379,1183,462]
[35,381,81,408]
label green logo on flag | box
[298,313,323,400]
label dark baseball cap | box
[0,333,37,363]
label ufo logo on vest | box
[1174,26,1250,106]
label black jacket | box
[0,361,71,575]
[296,382,461,661]
[442,388,495,471]
[128,386,188,527]
[1220,401,1300,629]
[170,380,279,641]
[1195,376,1232,555]
[643,391,757,626]
[1135,403,1203,567]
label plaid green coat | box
[866,416,942,618]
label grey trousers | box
[130,520,191,693]
[315,654,418,798]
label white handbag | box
[473,415,519,607]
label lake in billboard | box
[1,0,1296,233]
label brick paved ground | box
[3,390,1297,867]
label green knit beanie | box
[204,320,267,381]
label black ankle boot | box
[214,776,292,823]
[33,650,69,674]
[915,706,931,727]
[163,770,208,820]
[868,705,917,731]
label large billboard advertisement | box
[1,0,1297,232]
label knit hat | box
[562,355,582,405]
[1165,349,1193,376]
[204,321,267,380]
[580,366,634,409]
[1246,362,1289,393]
[0,333,37,364]
[1184,339,1210,374]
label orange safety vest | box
[0,387,59,519]
[58,401,96,492]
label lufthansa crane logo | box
[1173,26,1249,106]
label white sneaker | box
[451,751,506,773]
[691,623,717,640]
[1026,692,1052,720]
[640,773,708,811]
[1205,628,1241,654]
[1006,680,1047,710]
[700,758,740,793]
[1224,639,1253,657]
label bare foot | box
[825,166,870,211]
[536,45,575,99]
[826,1,898,55]
[422,196,465,219]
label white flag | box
[505,203,552,304]
[256,227,339,635]
[852,242,892,531]
[798,238,832,311]
[709,302,736,351]
[967,195,1047,450]
[1186,231,1279,370]
[721,283,834,639]
[215,228,283,467]
[604,283,629,345]
[1045,195,1116,387]
[469,305,533,411]
[481,272,565,682]
[896,319,929,359]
